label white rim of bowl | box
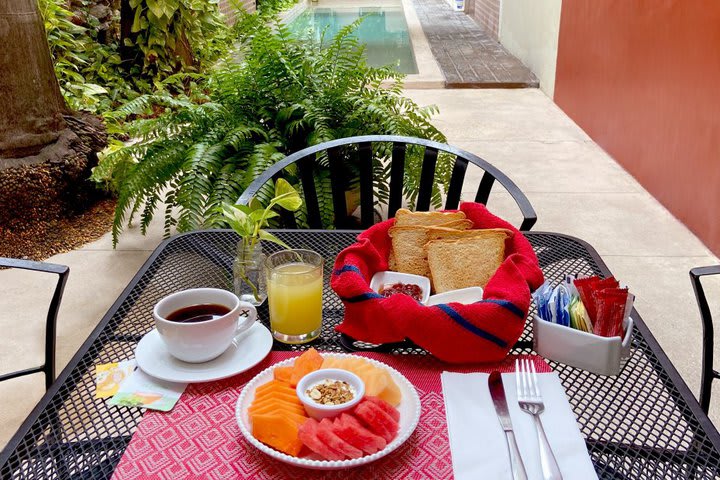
[296,368,365,413]
[235,353,421,468]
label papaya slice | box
[256,380,295,396]
[248,398,305,414]
[289,348,324,386]
[273,365,294,384]
[251,409,307,426]
[250,393,303,410]
[252,414,303,457]
[250,400,306,417]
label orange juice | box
[267,261,323,343]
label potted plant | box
[221,179,302,305]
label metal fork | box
[516,359,563,480]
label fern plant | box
[94,12,450,245]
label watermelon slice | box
[333,413,386,454]
[298,418,344,461]
[317,418,363,459]
[353,401,399,442]
[363,396,400,422]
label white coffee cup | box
[153,288,257,363]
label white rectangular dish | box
[533,315,634,376]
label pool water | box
[288,7,419,74]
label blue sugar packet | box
[555,284,571,327]
[534,280,571,327]
[532,280,554,321]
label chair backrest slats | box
[298,155,322,229]
[388,143,406,218]
[475,171,496,205]
[358,142,375,228]
[237,135,536,231]
[416,147,438,211]
[328,146,349,228]
[445,156,468,210]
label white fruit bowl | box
[235,353,421,470]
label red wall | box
[554,0,720,255]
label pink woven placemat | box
[112,351,550,480]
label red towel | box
[331,202,544,363]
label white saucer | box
[135,322,273,383]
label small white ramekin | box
[296,369,365,419]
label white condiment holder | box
[532,315,634,376]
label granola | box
[306,379,355,405]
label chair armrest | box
[0,258,69,276]
[691,265,720,280]
[0,257,69,390]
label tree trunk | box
[0,0,108,229]
[0,0,68,158]
[119,0,139,67]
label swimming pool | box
[288,6,419,74]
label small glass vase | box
[233,242,267,306]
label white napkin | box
[441,372,597,480]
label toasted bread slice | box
[388,250,398,271]
[394,208,466,227]
[388,221,474,276]
[426,227,514,242]
[425,231,510,292]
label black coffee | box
[165,303,231,323]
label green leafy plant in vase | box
[222,179,302,305]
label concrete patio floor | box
[1,88,718,448]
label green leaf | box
[131,6,143,32]
[222,203,253,236]
[257,229,291,249]
[272,179,302,211]
[146,0,164,19]
[249,197,263,212]
[249,209,279,224]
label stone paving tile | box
[411,0,538,88]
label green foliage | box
[38,0,231,115]
[125,0,230,77]
[94,12,449,245]
[257,0,300,15]
[222,178,302,251]
[39,0,131,112]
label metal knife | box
[489,371,528,480]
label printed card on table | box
[95,360,136,399]
[108,367,187,412]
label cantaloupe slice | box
[252,414,303,457]
[289,348,324,386]
[273,365,294,383]
[376,370,402,407]
[321,357,342,369]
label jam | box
[379,282,423,301]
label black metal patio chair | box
[0,258,69,391]
[690,265,720,413]
[237,135,537,231]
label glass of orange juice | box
[265,249,323,344]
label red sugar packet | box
[592,288,628,338]
[574,276,619,325]
[574,276,632,339]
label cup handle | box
[233,301,258,344]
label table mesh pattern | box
[1,230,719,479]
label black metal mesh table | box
[1,230,719,479]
